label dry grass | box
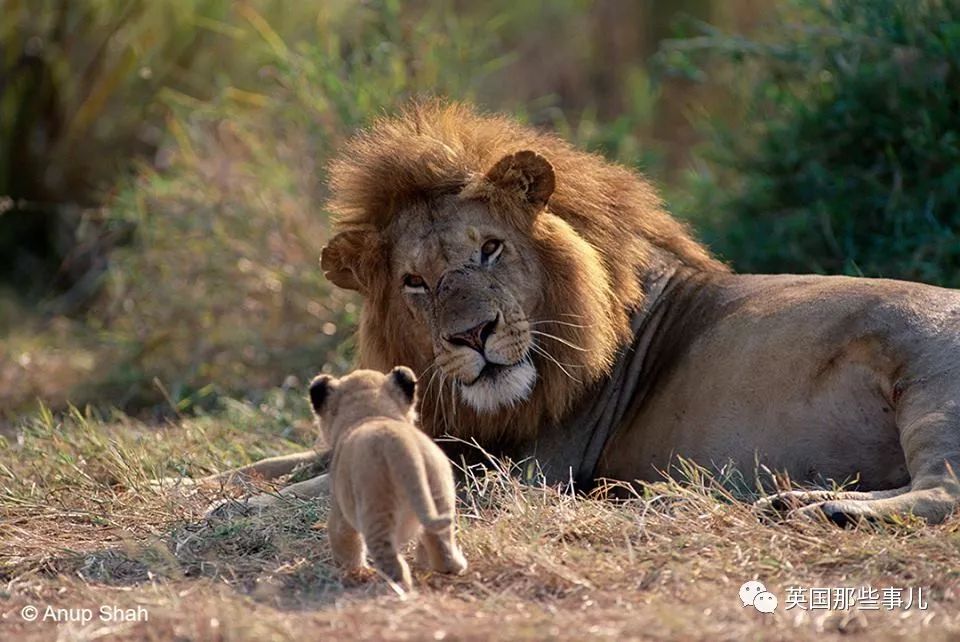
[1,404,959,641]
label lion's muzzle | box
[433,270,536,412]
[445,316,499,355]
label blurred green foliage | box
[0,0,297,294]
[664,0,960,286]
[91,0,523,409]
[10,0,960,419]
[5,0,713,416]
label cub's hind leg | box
[328,501,365,572]
[416,465,467,575]
[417,527,467,576]
[362,513,413,589]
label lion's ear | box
[320,228,384,293]
[485,150,555,210]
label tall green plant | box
[663,0,960,286]
[0,0,316,295]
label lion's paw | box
[149,476,204,494]
[754,492,807,515]
[203,493,280,520]
[789,500,869,528]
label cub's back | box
[330,418,452,516]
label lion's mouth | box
[458,357,537,413]
[468,361,517,385]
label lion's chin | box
[458,360,537,413]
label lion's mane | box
[325,100,728,444]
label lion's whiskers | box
[438,372,452,434]
[419,357,461,435]
[419,361,440,378]
[530,319,594,330]
[530,342,584,370]
[422,367,444,432]
[449,376,459,427]
[530,342,583,384]
[529,329,589,352]
[423,368,440,401]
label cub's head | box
[308,367,418,441]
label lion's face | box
[386,196,543,412]
[322,149,622,435]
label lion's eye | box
[480,239,503,265]
[402,274,427,293]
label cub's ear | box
[308,374,337,415]
[320,228,384,292]
[389,366,417,405]
[485,150,555,210]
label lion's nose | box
[445,316,498,354]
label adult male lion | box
[228,101,960,524]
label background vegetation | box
[666,0,960,285]
[1,0,958,420]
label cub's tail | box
[387,443,453,532]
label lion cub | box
[309,367,467,589]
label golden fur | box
[322,100,727,445]
[309,367,467,589]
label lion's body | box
[309,368,467,588]
[211,101,960,525]
[598,272,960,492]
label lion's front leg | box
[154,449,327,496]
[755,486,910,516]
[794,486,956,526]
[205,472,331,518]
[202,449,328,486]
